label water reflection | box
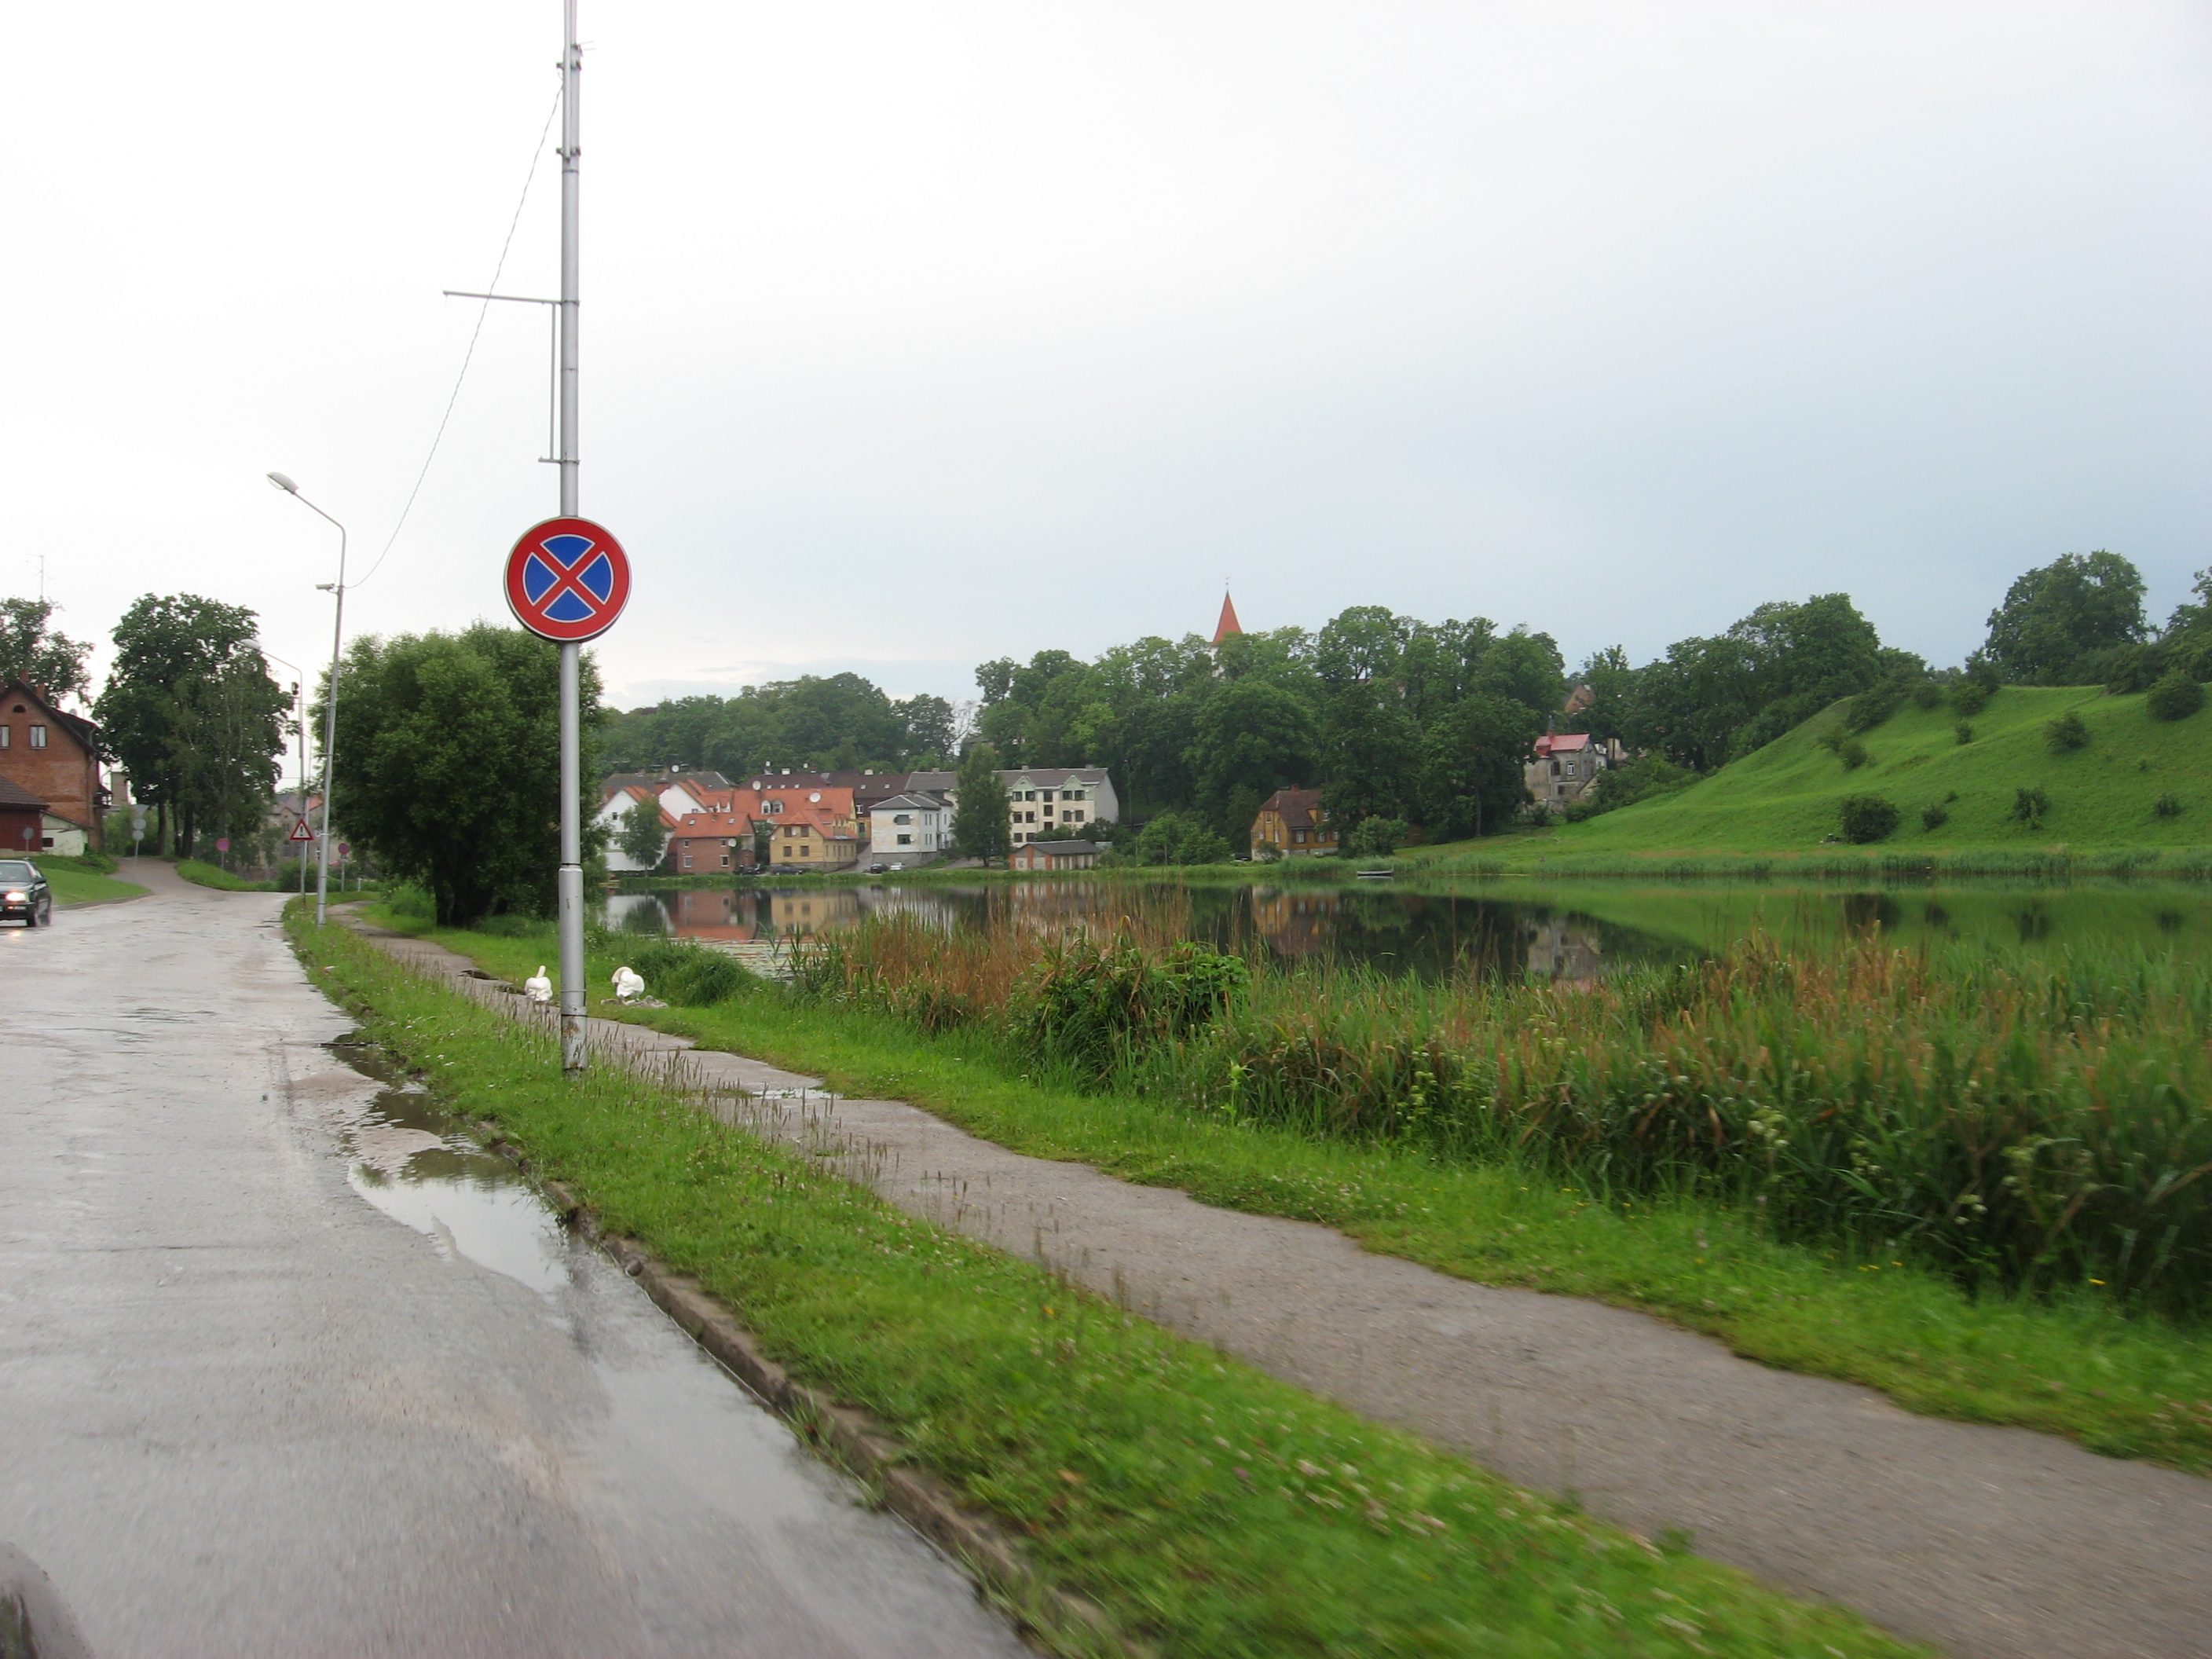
[609,873,2212,980]
[602,882,1656,983]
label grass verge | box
[298,906,1921,1658]
[379,909,2212,1477]
[42,857,147,906]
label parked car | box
[0,859,53,926]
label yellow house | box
[1251,788,1337,857]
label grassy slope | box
[1411,686,2212,871]
[43,860,147,906]
[372,907,2212,1476]
[305,908,1920,1658]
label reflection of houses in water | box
[665,888,756,940]
[1522,917,1605,984]
[1248,888,1335,961]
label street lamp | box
[268,471,347,925]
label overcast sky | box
[9,2,2209,720]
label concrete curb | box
[474,1127,1140,1659]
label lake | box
[604,875,2212,981]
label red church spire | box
[1213,591,1243,645]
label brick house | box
[1009,838,1104,870]
[1250,788,1336,858]
[0,775,48,857]
[0,679,106,853]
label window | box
[682,856,694,869]
[720,855,731,866]
[1068,809,1083,822]
[1042,790,1055,803]
[1042,807,1054,819]
[893,813,910,825]
[27,725,46,749]
[1293,829,1307,844]
[0,727,8,748]
[896,833,912,845]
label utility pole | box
[555,0,587,1071]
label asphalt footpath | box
[0,862,1031,1659]
[362,920,2212,1659]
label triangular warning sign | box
[288,818,316,843]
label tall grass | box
[797,914,2212,1315]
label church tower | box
[1212,591,1243,646]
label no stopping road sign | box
[505,518,631,643]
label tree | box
[1415,692,1540,839]
[1983,551,2146,684]
[324,624,603,925]
[2148,672,2206,723]
[94,594,287,856]
[1837,795,1900,844]
[0,598,93,701]
[1187,677,1317,840]
[951,742,1010,862]
[617,794,668,867]
[893,694,956,760]
[1345,815,1408,859]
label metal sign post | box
[493,2,627,1075]
[555,0,585,1072]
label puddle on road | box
[326,1038,570,1295]
[312,1035,1034,1656]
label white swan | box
[523,965,553,1003]
[611,965,646,1003]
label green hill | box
[1414,685,2212,874]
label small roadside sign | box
[288,818,315,844]
[504,517,631,643]
[215,837,231,853]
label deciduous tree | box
[324,624,603,925]
[951,742,1010,862]
[1983,551,2146,684]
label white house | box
[901,767,1119,847]
[867,792,950,860]
[595,784,673,873]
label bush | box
[2154,793,2185,819]
[1135,811,1233,866]
[2102,642,2169,694]
[1837,737,1871,771]
[1346,816,1408,859]
[618,937,756,1006]
[2045,709,2090,753]
[1842,681,1905,734]
[2010,786,2051,830]
[1950,680,1991,717]
[1920,804,1950,831]
[386,881,435,921]
[2147,672,2206,723]
[1837,795,1900,844]
[1955,723,1975,745]
[1013,935,1247,1079]
[1571,753,1695,822]
[1910,680,1943,710]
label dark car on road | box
[0,859,53,926]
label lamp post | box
[266,471,346,925]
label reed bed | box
[797,912,2212,1314]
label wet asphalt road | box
[0,865,1030,1658]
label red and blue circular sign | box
[504,517,631,643]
